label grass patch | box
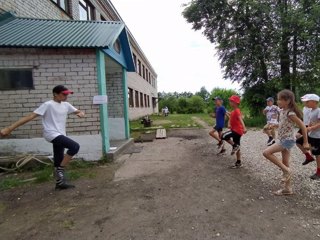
[194,113,214,126]
[244,115,266,128]
[0,177,25,191]
[130,114,201,131]
[0,160,99,191]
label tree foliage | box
[183,0,320,113]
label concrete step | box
[106,138,134,161]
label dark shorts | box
[222,131,242,146]
[213,125,223,132]
[296,136,320,156]
[51,135,80,167]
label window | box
[51,0,69,12]
[113,39,121,54]
[144,94,147,107]
[137,60,141,76]
[142,65,145,79]
[135,90,139,107]
[100,15,106,21]
[140,92,144,107]
[128,88,134,108]
[147,95,150,107]
[149,72,151,84]
[79,0,95,20]
[146,69,148,81]
[0,68,33,90]
[133,54,137,68]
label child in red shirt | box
[222,95,247,168]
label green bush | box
[244,115,266,128]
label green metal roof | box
[0,12,125,48]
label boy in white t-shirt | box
[0,85,85,190]
[296,94,314,165]
[296,94,320,180]
[263,97,280,146]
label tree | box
[195,86,210,103]
[209,88,238,111]
[187,95,206,113]
[183,0,320,111]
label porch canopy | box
[0,12,135,71]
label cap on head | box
[213,96,222,101]
[266,97,274,102]
[229,95,241,104]
[301,94,319,102]
[52,85,74,95]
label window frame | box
[128,88,134,108]
[51,0,69,14]
[140,92,144,107]
[135,90,140,107]
[79,0,95,21]
[0,68,34,91]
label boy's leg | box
[296,136,314,165]
[209,128,220,142]
[221,131,234,146]
[51,135,80,189]
[264,124,275,145]
[310,155,320,180]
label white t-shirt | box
[308,108,320,139]
[303,106,312,126]
[34,100,77,142]
[264,105,280,123]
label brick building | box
[0,0,158,119]
[0,0,157,160]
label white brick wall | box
[0,0,71,20]
[0,48,101,139]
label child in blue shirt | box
[209,97,226,154]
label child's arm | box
[307,118,320,131]
[0,113,38,137]
[289,115,309,149]
[74,110,85,118]
[239,115,247,133]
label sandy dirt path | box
[0,127,320,240]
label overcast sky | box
[112,0,240,93]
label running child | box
[209,97,226,153]
[0,85,85,190]
[221,95,247,168]
[296,94,314,165]
[296,94,320,180]
[263,90,309,196]
[263,97,280,146]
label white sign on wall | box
[93,95,108,104]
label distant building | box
[0,0,158,160]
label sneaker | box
[231,145,240,155]
[230,162,242,169]
[310,173,320,180]
[267,139,275,146]
[217,148,226,155]
[55,182,75,190]
[302,158,315,166]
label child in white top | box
[263,90,309,196]
[296,94,315,165]
[263,97,280,146]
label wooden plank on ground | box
[156,128,167,139]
